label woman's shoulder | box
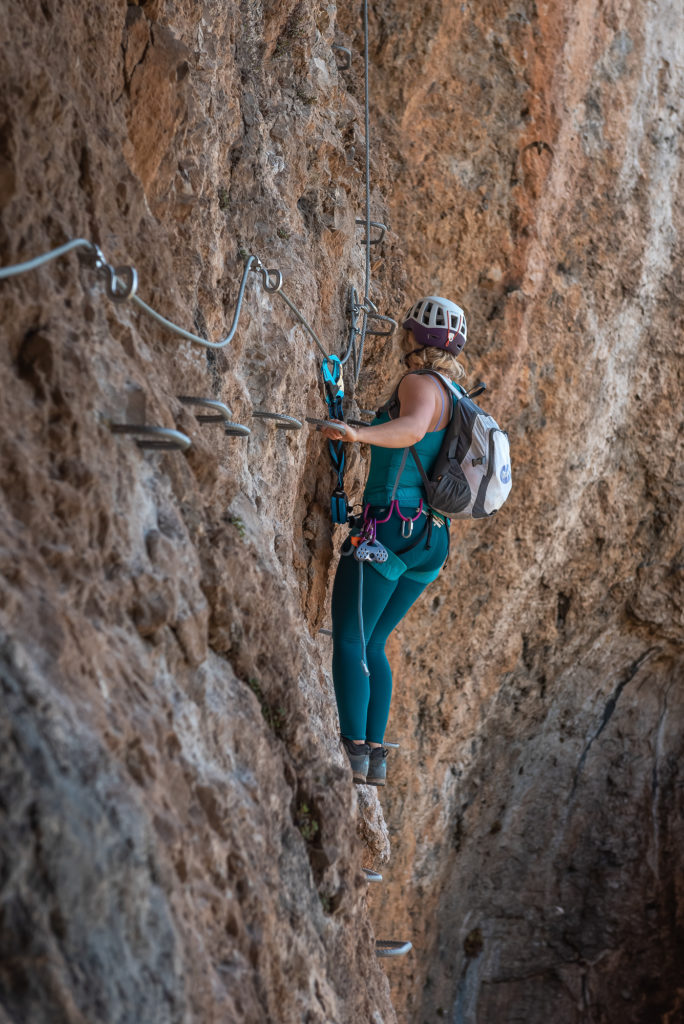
[397,369,459,397]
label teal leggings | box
[331,512,449,743]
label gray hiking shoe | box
[341,736,370,784]
[366,746,388,786]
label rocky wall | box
[0,0,682,1023]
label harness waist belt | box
[366,505,447,528]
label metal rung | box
[305,416,348,436]
[364,311,397,337]
[253,410,303,430]
[109,424,191,452]
[355,219,387,246]
[363,868,382,882]
[178,396,234,423]
[319,628,333,636]
[347,418,372,427]
[332,43,352,70]
[384,742,399,749]
[178,396,250,437]
[375,940,412,958]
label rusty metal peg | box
[332,44,352,70]
[109,423,192,452]
[355,219,387,246]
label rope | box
[355,0,372,386]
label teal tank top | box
[363,411,448,508]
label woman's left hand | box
[320,419,359,443]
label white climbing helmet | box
[402,295,467,353]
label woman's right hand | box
[320,420,359,443]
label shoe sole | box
[353,771,368,784]
[365,777,386,786]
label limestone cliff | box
[0,1,681,1023]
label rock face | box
[0,2,681,1024]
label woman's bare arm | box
[320,374,440,448]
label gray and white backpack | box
[386,370,513,519]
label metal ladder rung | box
[363,868,382,882]
[364,311,397,337]
[355,218,388,246]
[178,396,250,437]
[224,422,251,436]
[305,416,349,436]
[375,940,412,958]
[109,424,191,452]
[253,410,303,430]
[332,43,352,70]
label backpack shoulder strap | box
[405,369,463,486]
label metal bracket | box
[253,410,303,430]
[109,423,191,452]
[332,44,352,70]
[355,218,387,246]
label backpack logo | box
[500,464,511,484]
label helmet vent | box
[450,314,459,329]
[435,308,445,325]
[423,302,433,322]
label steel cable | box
[0,241,336,368]
[355,0,372,386]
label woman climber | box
[321,295,468,787]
